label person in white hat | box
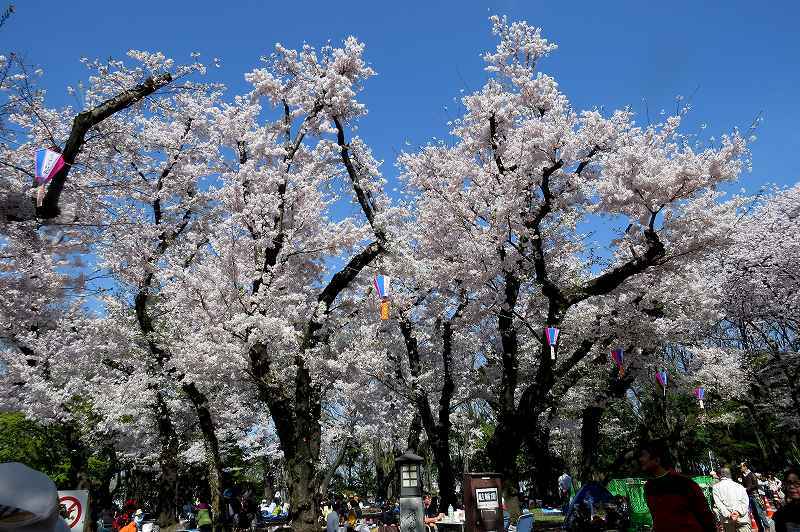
[0,462,70,532]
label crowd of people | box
[3,447,798,532]
[93,489,292,531]
[639,440,800,532]
[320,492,454,532]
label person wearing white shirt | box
[558,471,573,511]
[713,467,752,532]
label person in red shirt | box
[638,440,716,532]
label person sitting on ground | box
[194,499,212,532]
[326,501,340,532]
[774,467,800,532]
[423,494,444,531]
[133,509,145,531]
[638,439,716,532]
[351,496,363,518]
[558,471,574,511]
[270,496,282,516]
[772,475,786,506]
[712,466,751,532]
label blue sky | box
[5,0,799,195]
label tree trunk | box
[397,309,464,511]
[529,430,556,506]
[63,422,91,490]
[580,404,604,482]
[430,435,456,510]
[183,382,224,528]
[93,445,118,514]
[155,391,179,527]
[580,372,634,482]
[251,346,322,532]
[321,440,350,498]
[285,445,319,532]
[262,457,276,500]
[407,412,422,452]
[374,442,395,502]
[486,426,522,514]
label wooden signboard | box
[463,473,503,532]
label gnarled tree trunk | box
[155,391,179,527]
[183,382,224,528]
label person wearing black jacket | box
[774,468,800,532]
[741,463,768,532]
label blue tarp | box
[563,483,616,528]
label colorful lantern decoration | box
[34,148,65,207]
[694,386,705,409]
[611,348,624,377]
[655,369,668,397]
[545,326,560,360]
[373,274,390,321]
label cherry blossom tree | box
[0,50,225,524]
[399,15,746,506]
[694,183,800,461]
[166,36,392,531]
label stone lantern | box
[396,449,424,532]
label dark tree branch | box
[332,116,384,242]
[36,73,174,219]
[489,113,518,174]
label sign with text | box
[475,487,498,510]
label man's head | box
[638,439,672,475]
[718,467,732,479]
[740,462,749,473]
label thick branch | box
[523,159,567,307]
[36,73,174,219]
[497,258,521,423]
[489,113,517,175]
[332,116,384,242]
[567,223,665,305]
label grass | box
[529,509,564,523]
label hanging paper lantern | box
[373,274,391,320]
[545,327,560,360]
[611,348,624,377]
[35,148,65,184]
[34,148,65,207]
[694,386,705,409]
[655,369,668,397]
[373,274,390,300]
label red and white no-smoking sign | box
[58,491,89,531]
